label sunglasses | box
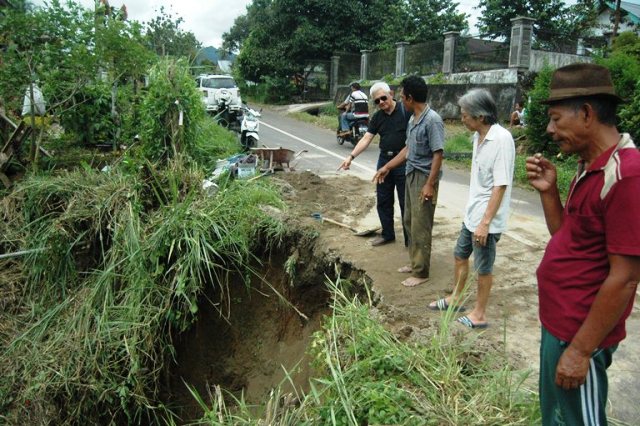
[374,95,388,105]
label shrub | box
[241,76,296,104]
[138,58,205,162]
[596,52,640,102]
[618,79,640,138]
[59,81,116,146]
[525,65,555,155]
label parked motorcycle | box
[213,90,240,131]
[239,104,261,151]
[336,112,369,146]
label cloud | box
[123,0,253,47]
[35,0,252,48]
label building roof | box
[603,1,640,25]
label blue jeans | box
[377,154,407,245]
[340,112,357,131]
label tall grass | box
[0,158,287,424]
[190,278,540,425]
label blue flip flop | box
[428,298,466,312]
[456,315,488,329]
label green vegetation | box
[0,161,286,424]
[445,131,473,153]
[188,280,540,424]
[0,56,276,424]
[288,110,338,131]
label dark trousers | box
[376,154,407,245]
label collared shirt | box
[405,107,444,175]
[368,101,410,152]
[537,134,640,347]
[344,90,368,113]
[463,123,515,233]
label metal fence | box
[333,29,600,87]
[336,52,361,86]
[405,40,444,76]
[532,30,607,56]
[302,60,331,101]
[454,36,510,72]
[368,48,396,80]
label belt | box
[380,150,400,157]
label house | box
[194,47,236,73]
[595,1,640,37]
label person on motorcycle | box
[337,82,369,137]
[338,82,410,248]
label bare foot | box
[397,265,412,273]
[401,276,429,287]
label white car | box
[195,74,242,114]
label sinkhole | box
[160,233,370,421]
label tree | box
[144,6,200,58]
[232,0,466,84]
[0,0,156,152]
[477,0,597,51]
[397,0,467,45]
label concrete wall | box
[439,68,518,85]
[530,50,593,72]
[428,83,518,121]
[334,82,519,122]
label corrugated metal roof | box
[604,1,640,25]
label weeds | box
[0,157,287,424]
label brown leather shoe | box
[370,236,394,247]
[337,130,351,138]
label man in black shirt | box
[338,82,410,246]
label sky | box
[33,0,637,49]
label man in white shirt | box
[337,82,368,137]
[428,88,515,329]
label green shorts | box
[539,326,617,426]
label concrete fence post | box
[509,16,535,71]
[395,42,409,77]
[360,49,371,81]
[442,31,460,74]
[330,55,340,98]
[577,38,585,55]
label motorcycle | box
[336,111,369,146]
[213,90,240,131]
[239,104,261,151]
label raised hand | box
[526,153,558,193]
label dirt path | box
[277,171,640,424]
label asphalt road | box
[256,106,546,240]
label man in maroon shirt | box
[526,63,640,425]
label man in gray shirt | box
[374,75,444,287]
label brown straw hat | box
[543,63,623,104]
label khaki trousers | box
[403,171,438,278]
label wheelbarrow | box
[250,147,307,173]
[311,212,379,237]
